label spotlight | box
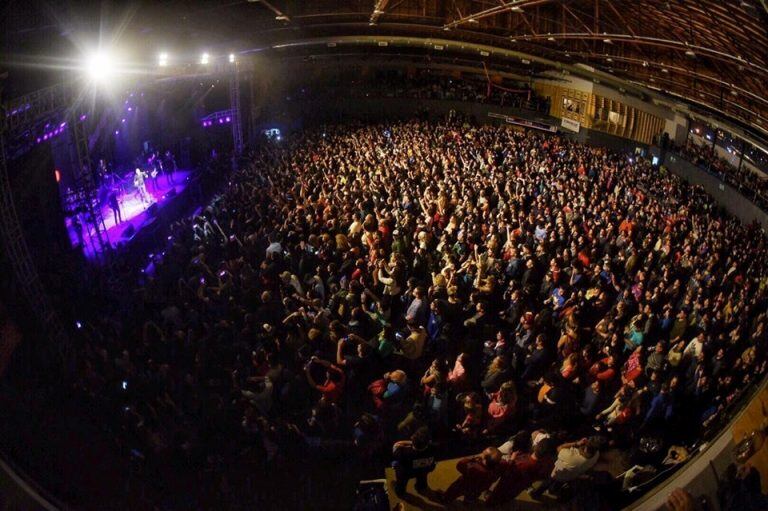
[158,52,169,67]
[225,116,231,122]
[229,53,236,63]
[200,52,210,65]
[84,50,115,83]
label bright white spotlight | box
[85,51,115,83]
[158,52,168,67]
[228,53,235,63]
[200,52,210,65]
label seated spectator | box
[530,437,601,499]
[484,381,517,435]
[486,436,557,506]
[440,447,503,504]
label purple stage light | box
[43,134,49,140]
[219,118,224,124]
[79,114,87,121]
[60,122,66,128]
[36,138,41,143]
[225,116,231,122]
[121,118,126,123]
[115,130,119,135]
[128,107,133,112]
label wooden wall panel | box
[534,82,665,145]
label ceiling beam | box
[252,0,290,22]
[370,0,391,25]
[443,0,553,29]
[564,52,768,109]
[509,32,768,76]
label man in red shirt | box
[440,447,502,503]
[305,356,345,403]
[485,438,556,506]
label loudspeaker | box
[146,203,159,218]
[121,224,136,239]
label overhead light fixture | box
[511,6,524,12]
[84,50,116,83]
[547,36,555,41]
[685,49,696,57]
[606,57,613,62]
[642,61,649,67]
[276,14,289,21]
[200,52,210,65]
[661,67,668,73]
[229,53,236,63]
[510,38,517,42]
[443,26,451,31]
[731,89,738,96]
[468,18,478,23]
[603,38,612,44]
[158,52,168,67]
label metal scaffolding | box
[68,114,110,260]
[0,106,70,361]
[229,66,244,154]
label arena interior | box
[2,1,768,510]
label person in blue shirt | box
[624,319,645,352]
[426,300,446,353]
[640,383,671,432]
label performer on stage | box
[71,214,84,247]
[98,159,109,185]
[108,190,122,225]
[164,149,177,185]
[133,168,151,204]
[151,152,162,190]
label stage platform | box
[65,170,192,258]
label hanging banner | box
[560,117,581,133]
[488,112,557,133]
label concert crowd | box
[676,140,768,211]
[71,118,768,509]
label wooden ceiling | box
[215,0,766,130]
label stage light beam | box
[158,52,169,67]
[200,52,210,65]
[85,50,116,83]
[228,53,236,63]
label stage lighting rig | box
[84,50,116,83]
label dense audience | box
[71,118,768,508]
[677,140,768,210]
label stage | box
[65,169,191,258]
